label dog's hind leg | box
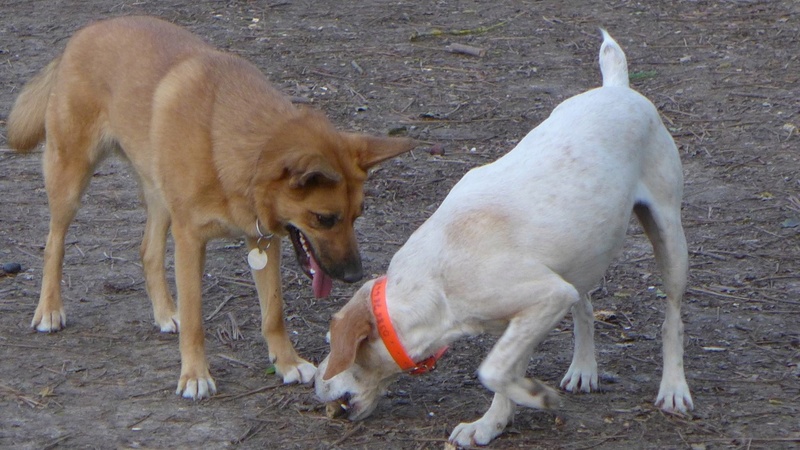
[32,126,103,332]
[450,350,528,446]
[249,235,316,384]
[634,201,693,413]
[560,293,599,393]
[477,275,578,410]
[140,184,177,332]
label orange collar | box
[371,276,447,375]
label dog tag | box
[247,248,268,270]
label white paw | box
[504,378,560,409]
[177,376,217,400]
[157,315,179,333]
[479,367,560,410]
[560,360,599,393]
[281,361,317,384]
[656,381,693,413]
[449,419,505,447]
[32,309,66,332]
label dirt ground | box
[1,1,798,449]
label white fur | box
[33,308,66,332]
[281,361,316,384]
[157,315,179,333]
[316,31,693,447]
[178,377,216,400]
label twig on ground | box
[206,294,235,321]
[221,382,283,401]
[331,422,366,447]
[445,43,487,57]
[42,434,72,450]
[410,12,524,41]
[216,353,255,368]
[232,422,268,444]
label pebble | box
[428,143,445,156]
[2,262,22,274]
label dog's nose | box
[326,253,363,282]
[341,264,363,283]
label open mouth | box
[287,225,333,298]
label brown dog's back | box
[8,16,290,158]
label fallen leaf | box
[781,217,800,228]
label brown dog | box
[7,16,414,399]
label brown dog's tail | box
[7,56,61,152]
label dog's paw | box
[278,360,317,384]
[176,372,217,400]
[449,418,506,447]
[156,315,179,333]
[504,378,561,410]
[655,381,693,413]
[31,307,66,332]
[560,361,599,393]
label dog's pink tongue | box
[310,257,333,298]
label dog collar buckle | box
[371,276,447,376]
[408,346,448,375]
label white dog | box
[315,31,693,446]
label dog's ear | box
[322,292,373,381]
[350,135,418,171]
[285,154,343,189]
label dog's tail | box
[7,56,61,152]
[598,29,629,88]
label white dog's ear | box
[322,296,373,381]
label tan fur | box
[7,16,414,399]
[7,56,60,152]
[323,288,373,381]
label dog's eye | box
[316,213,338,229]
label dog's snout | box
[341,264,363,283]
[323,255,362,283]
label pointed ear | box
[285,154,343,189]
[322,290,374,381]
[351,135,418,171]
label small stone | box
[2,262,22,274]
[428,143,445,156]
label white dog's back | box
[391,32,680,302]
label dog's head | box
[315,279,402,420]
[253,110,415,296]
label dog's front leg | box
[249,236,316,384]
[450,393,516,447]
[173,225,216,399]
[560,294,599,393]
[449,352,529,446]
[477,276,579,411]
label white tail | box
[599,29,629,88]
